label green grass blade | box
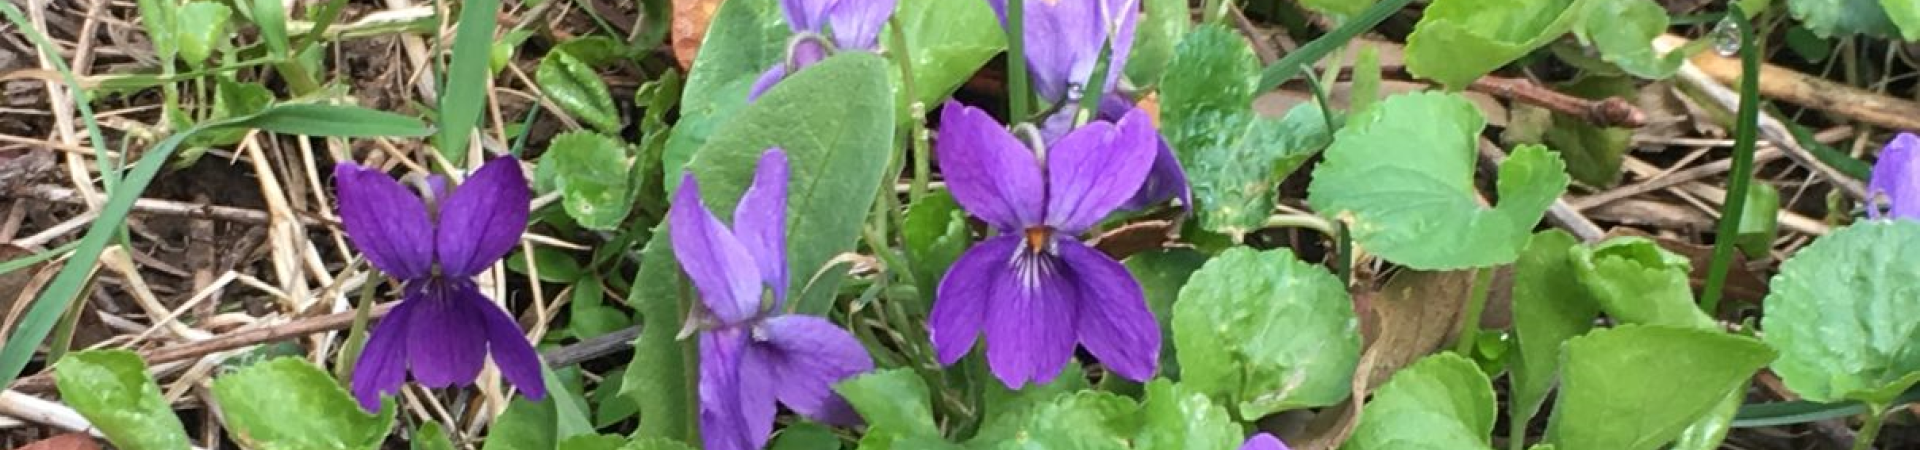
[1699,4,1761,313]
[435,0,502,164]
[0,1,121,191]
[0,241,82,277]
[0,104,430,388]
[246,103,433,137]
[1256,0,1413,93]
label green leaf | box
[1789,0,1900,38]
[537,51,623,134]
[1308,92,1570,270]
[52,350,190,450]
[902,189,969,303]
[1509,230,1599,426]
[568,277,628,338]
[1298,0,1377,16]
[1735,183,1779,260]
[544,131,636,230]
[138,0,179,62]
[506,247,585,283]
[1545,325,1775,450]
[769,422,841,450]
[1124,0,1190,87]
[992,391,1141,450]
[252,0,288,57]
[411,422,456,450]
[1135,380,1239,450]
[482,397,557,450]
[1762,220,1920,406]
[621,437,700,450]
[623,230,697,443]
[436,0,500,163]
[835,369,940,440]
[1669,389,1745,450]
[591,368,639,427]
[661,0,788,179]
[1404,0,1592,88]
[1344,353,1495,450]
[1173,247,1360,418]
[973,361,1091,443]
[1350,44,1382,114]
[1162,25,1333,238]
[1886,0,1920,40]
[558,434,629,450]
[242,103,434,137]
[1569,237,1715,329]
[1571,0,1691,79]
[894,0,1004,106]
[1532,76,1635,187]
[174,1,232,67]
[211,358,396,450]
[1124,248,1208,378]
[677,53,897,314]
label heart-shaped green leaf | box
[1570,0,1694,79]
[211,358,397,450]
[1570,236,1716,329]
[1162,25,1333,238]
[1763,220,1920,406]
[1404,0,1594,88]
[1309,92,1570,270]
[893,0,1002,106]
[53,350,190,450]
[1546,325,1775,450]
[1344,353,1496,450]
[1135,380,1240,450]
[1173,247,1360,418]
[543,131,635,230]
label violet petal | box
[982,244,1080,389]
[333,162,435,279]
[1241,433,1291,450]
[781,0,833,33]
[930,235,1020,365]
[473,285,546,400]
[1042,107,1156,233]
[1869,132,1920,219]
[934,101,1046,231]
[747,65,788,102]
[753,315,874,425]
[1022,0,1104,103]
[405,282,488,388]
[700,329,777,450]
[732,149,790,302]
[435,157,531,277]
[1058,237,1158,381]
[350,298,416,411]
[669,172,764,325]
[828,0,895,50]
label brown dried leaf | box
[13,433,100,450]
[1357,269,1474,389]
[671,0,724,70]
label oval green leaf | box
[544,131,636,230]
[1308,92,1569,270]
[1173,247,1360,418]
[1404,0,1594,88]
[1545,325,1775,450]
[52,350,190,450]
[1135,380,1239,450]
[537,50,623,134]
[1763,220,1920,406]
[210,358,397,450]
[1344,353,1496,450]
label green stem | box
[1257,0,1413,92]
[333,267,380,381]
[1263,213,1336,236]
[1005,0,1031,122]
[1852,403,1887,450]
[886,17,932,202]
[1508,411,1526,450]
[1453,267,1494,355]
[1701,4,1761,314]
[1336,222,1353,287]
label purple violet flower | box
[749,0,899,100]
[1040,92,1190,211]
[986,0,1139,105]
[929,100,1161,388]
[1868,132,1920,219]
[1241,433,1292,450]
[335,156,545,411]
[671,148,874,450]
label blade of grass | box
[0,1,120,191]
[1700,4,1761,313]
[0,104,429,388]
[0,241,82,277]
[1255,0,1413,93]
[435,0,502,164]
[1006,0,1031,122]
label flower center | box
[1023,226,1055,255]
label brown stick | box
[1469,76,1648,128]
[1659,34,1920,133]
[10,303,395,393]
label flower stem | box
[1853,403,1887,450]
[334,265,380,381]
[1453,267,1494,355]
[1005,0,1032,122]
[1263,213,1337,237]
[1701,3,1761,314]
